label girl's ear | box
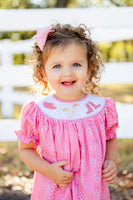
[40,66,48,81]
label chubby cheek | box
[47,75,60,88]
[44,70,57,82]
[79,71,89,82]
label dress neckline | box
[52,93,88,103]
[37,94,106,120]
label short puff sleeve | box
[15,101,40,145]
[105,98,118,140]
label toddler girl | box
[15,24,118,200]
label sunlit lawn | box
[101,84,133,104]
[117,139,133,173]
[0,141,32,177]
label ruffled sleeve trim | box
[15,101,40,145]
[104,98,118,140]
[15,130,40,145]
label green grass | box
[13,104,23,119]
[117,139,133,173]
[13,87,30,92]
[0,142,32,176]
[101,84,133,104]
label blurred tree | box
[0,0,133,8]
[55,0,71,7]
[0,0,38,9]
[110,0,133,6]
[0,0,72,9]
[77,0,133,7]
[0,31,36,41]
[99,40,133,62]
[13,54,26,64]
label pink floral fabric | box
[15,95,118,200]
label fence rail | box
[1,7,133,31]
[0,8,133,140]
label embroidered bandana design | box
[43,102,57,109]
[37,95,105,120]
[86,102,101,114]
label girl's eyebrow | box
[74,59,85,63]
[48,59,86,66]
[72,59,86,64]
[48,61,61,66]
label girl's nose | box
[63,67,73,76]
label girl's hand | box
[47,160,74,187]
[102,159,117,184]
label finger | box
[63,175,74,181]
[62,179,73,184]
[103,173,117,181]
[103,164,114,172]
[103,174,117,183]
[102,165,116,174]
[103,160,108,169]
[107,177,117,184]
[103,169,117,179]
[103,166,116,176]
[56,160,70,167]
[59,184,68,187]
[102,169,116,179]
[64,171,74,178]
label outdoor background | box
[0,0,133,199]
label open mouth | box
[61,80,76,86]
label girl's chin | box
[55,92,86,101]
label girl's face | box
[42,42,90,101]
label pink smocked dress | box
[15,94,118,200]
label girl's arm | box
[102,137,118,183]
[105,137,118,162]
[19,141,74,187]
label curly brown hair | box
[31,23,104,95]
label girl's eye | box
[53,64,61,69]
[73,63,81,67]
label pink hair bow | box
[32,26,54,51]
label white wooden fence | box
[0,8,133,140]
